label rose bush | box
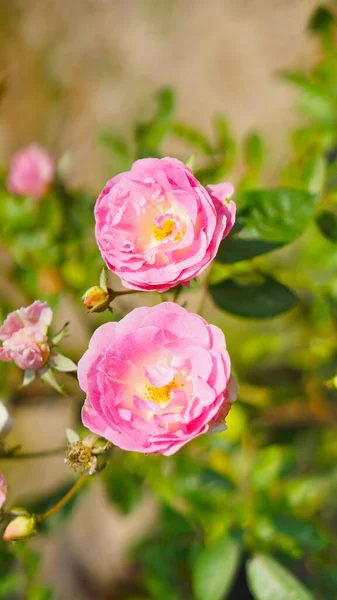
[7,144,55,200]
[78,302,236,455]
[94,157,235,291]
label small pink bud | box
[3,515,36,541]
[7,144,55,201]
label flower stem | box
[38,473,89,523]
[114,289,141,297]
[172,285,182,303]
[1,447,66,460]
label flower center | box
[152,218,176,242]
[145,377,178,405]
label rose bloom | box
[0,472,6,509]
[0,301,52,370]
[78,302,236,455]
[94,157,235,292]
[7,144,55,200]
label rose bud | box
[3,515,37,541]
[0,301,52,371]
[82,286,113,313]
[7,144,55,201]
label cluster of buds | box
[0,301,77,394]
[64,429,112,475]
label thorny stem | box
[38,473,89,523]
[0,447,66,460]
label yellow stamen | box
[145,378,178,405]
[152,218,176,242]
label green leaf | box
[186,154,195,170]
[99,266,109,292]
[51,322,69,345]
[244,132,265,171]
[104,470,142,514]
[50,353,77,372]
[21,369,36,388]
[308,6,335,34]
[272,515,328,553]
[172,123,213,155]
[98,133,131,172]
[193,535,240,600]
[27,586,53,600]
[209,275,298,318]
[217,236,280,264]
[252,446,296,489]
[39,367,64,395]
[135,88,175,157]
[214,116,236,159]
[316,210,337,243]
[0,573,22,598]
[240,188,318,244]
[280,72,335,121]
[302,152,326,194]
[247,555,314,600]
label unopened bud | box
[3,514,37,541]
[82,286,113,313]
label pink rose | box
[78,302,236,455]
[94,157,235,292]
[0,472,6,509]
[206,182,236,240]
[0,301,52,370]
[7,144,55,200]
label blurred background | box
[1,1,337,599]
[0,0,319,190]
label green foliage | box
[237,189,318,244]
[246,555,314,600]
[316,209,337,242]
[104,467,143,514]
[244,132,265,172]
[192,535,240,600]
[308,6,335,34]
[209,275,298,318]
